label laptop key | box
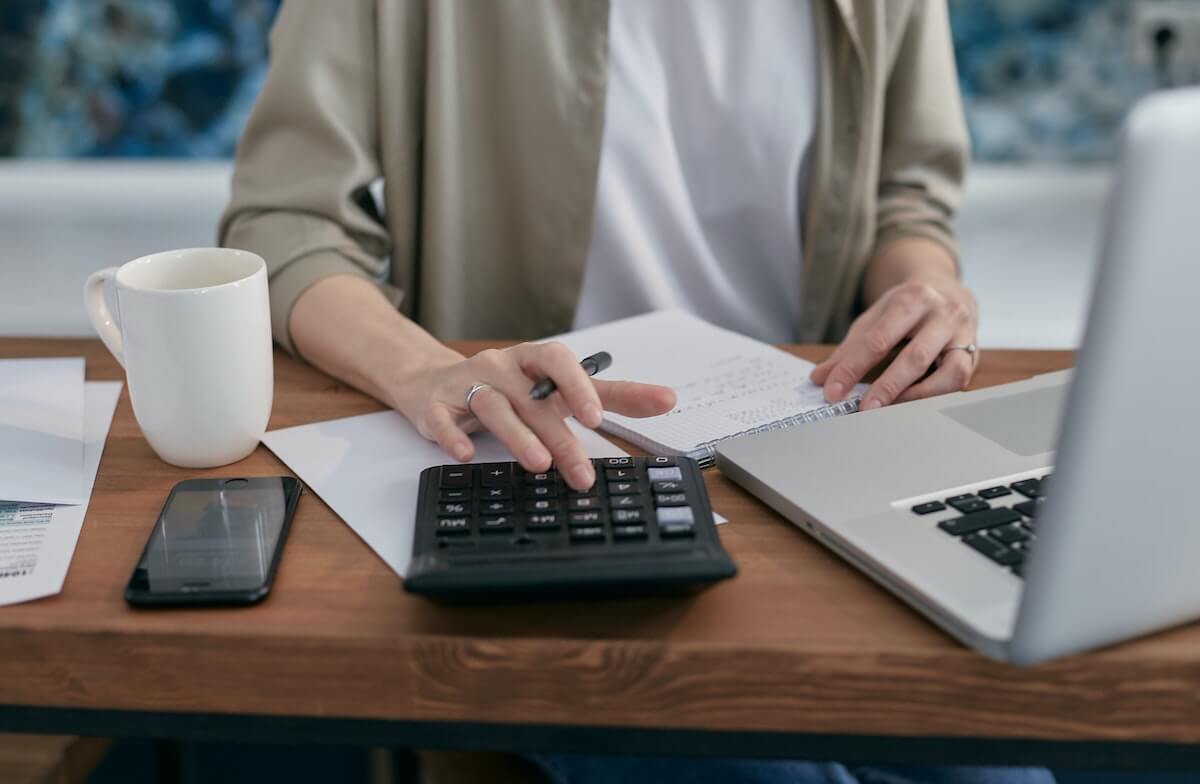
[938,507,1022,536]
[978,486,1012,500]
[963,533,1021,566]
[1011,478,1042,499]
[946,495,990,514]
[992,523,1029,545]
[1014,499,1041,519]
[911,501,946,515]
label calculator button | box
[654,493,688,507]
[601,457,634,468]
[481,487,512,501]
[438,502,470,516]
[660,523,695,538]
[609,495,641,509]
[612,509,644,523]
[480,464,513,486]
[441,467,472,487]
[605,468,637,481]
[525,499,560,513]
[526,513,560,530]
[436,517,471,535]
[647,456,677,467]
[608,481,639,495]
[480,516,515,533]
[656,506,695,526]
[523,471,557,484]
[651,480,684,493]
[612,524,648,540]
[569,511,603,526]
[481,501,514,515]
[527,485,559,499]
[569,526,606,543]
[568,496,601,510]
[440,488,470,502]
[647,467,684,482]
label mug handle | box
[84,267,125,368]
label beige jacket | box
[221,0,968,354]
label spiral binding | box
[688,394,863,467]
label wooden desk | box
[1,339,1196,770]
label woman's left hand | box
[810,275,979,410]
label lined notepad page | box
[552,310,860,457]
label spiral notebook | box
[552,310,864,467]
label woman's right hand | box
[392,341,677,490]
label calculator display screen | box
[128,477,299,595]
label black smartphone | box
[125,476,302,607]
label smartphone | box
[125,477,302,607]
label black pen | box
[529,351,613,400]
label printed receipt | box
[0,382,121,605]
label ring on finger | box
[939,343,978,367]
[464,382,492,417]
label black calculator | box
[404,456,736,601]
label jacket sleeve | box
[873,0,970,268]
[219,0,403,355]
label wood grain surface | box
[3,338,1198,744]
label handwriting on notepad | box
[666,354,830,428]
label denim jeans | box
[530,755,1056,784]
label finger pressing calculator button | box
[609,495,641,509]
[525,499,560,513]
[647,456,677,467]
[651,480,684,493]
[568,496,600,510]
[605,468,637,481]
[612,509,644,523]
[569,511,603,526]
[480,464,513,486]
[647,467,684,482]
[438,502,470,516]
[526,513,560,530]
[613,524,648,540]
[481,501,514,514]
[481,487,512,501]
[569,526,606,543]
[436,517,471,535]
[655,493,688,507]
[480,516,514,533]
[608,481,639,495]
[441,466,472,487]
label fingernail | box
[862,399,883,411]
[569,461,595,490]
[525,444,551,469]
[583,403,603,428]
[826,382,844,400]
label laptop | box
[717,88,1200,666]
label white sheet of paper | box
[263,410,637,578]
[0,381,121,606]
[0,357,86,505]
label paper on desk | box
[0,381,121,606]
[262,410,636,578]
[0,357,86,505]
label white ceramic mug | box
[84,248,273,468]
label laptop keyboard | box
[910,475,1048,578]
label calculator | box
[404,456,736,601]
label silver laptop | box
[717,88,1200,666]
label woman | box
[221,2,1045,782]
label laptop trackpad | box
[941,384,1067,457]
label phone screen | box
[128,477,300,598]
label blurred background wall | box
[2,0,1199,344]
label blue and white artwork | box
[1,0,1197,161]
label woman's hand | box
[393,342,676,490]
[810,240,979,410]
